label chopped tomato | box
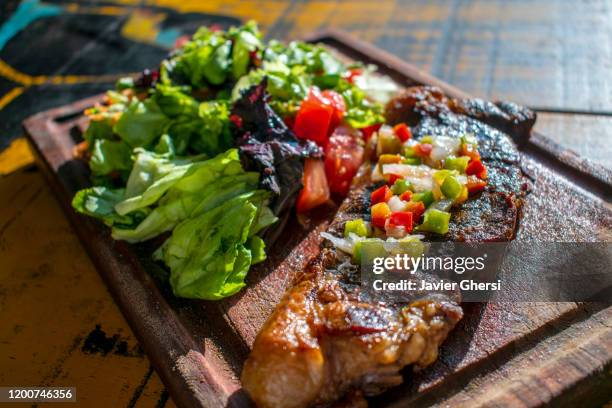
[466,159,487,179]
[413,143,433,157]
[399,191,412,201]
[387,173,403,185]
[388,211,413,233]
[359,123,382,142]
[393,123,412,142]
[466,175,487,193]
[324,129,364,196]
[460,143,480,161]
[371,202,391,229]
[405,200,426,220]
[370,185,392,205]
[293,88,334,146]
[321,90,346,131]
[297,158,330,213]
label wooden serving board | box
[23,31,612,408]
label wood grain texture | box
[0,168,175,408]
[21,32,612,408]
[534,113,612,169]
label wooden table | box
[1,1,610,407]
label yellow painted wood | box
[0,167,170,406]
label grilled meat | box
[242,87,533,407]
[386,86,530,241]
[385,86,536,145]
[242,182,463,407]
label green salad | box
[72,21,387,300]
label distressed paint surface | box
[1,1,611,407]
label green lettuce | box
[114,99,170,148]
[89,139,133,176]
[72,187,147,228]
[154,190,275,299]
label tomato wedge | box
[297,158,330,213]
[324,128,364,196]
[293,88,347,147]
[322,90,346,131]
[293,88,334,146]
[360,123,382,142]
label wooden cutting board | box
[23,30,612,408]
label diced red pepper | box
[399,191,412,201]
[405,200,426,220]
[388,211,413,233]
[297,158,330,213]
[371,202,391,229]
[460,143,480,161]
[413,143,433,157]
[359,123,382,142]
[393,123,412,142]
[293,88,334,146]
[466,159,487,179]
[344,68,362,84]
[370,185,392,205]
[466,175,487,193]
[321,90,346,131]
[387,173,403,185]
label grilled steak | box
[385,86,536,145]
[242,87,533,407]
[386,86,531,241]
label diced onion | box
[387,195,407,212]
[430,136,461,163]
[382,164,436,192]
[384,218,408,238]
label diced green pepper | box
[411,190,434,207]
[402,157,422,165]
[444,156,470,173]
[377,132,402,155]
[391,179,411,195]
[344,219,370,238]
[415,209,450,235]
[402,145,417,158]
[433,169,456,185]
[353,238,387,264]
[441,176,462,200]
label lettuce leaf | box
[89,139,133,176]
[114,99,170,148]
[72,187,147,228]
[154,190,275,299]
